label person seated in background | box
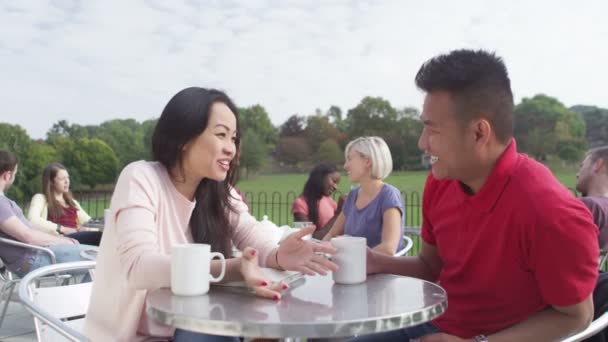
[0,151,94,278]
[576,145,608,342]
[292,163,346,239]
[27,162,102,246]
[576,145,608,251]
[83,87,338,341]
[322,136,404,255]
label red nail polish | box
[250,250,257,256]
[260,281,268,286]
[273,294,280,300]
[282,284,289,290]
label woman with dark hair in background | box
[84,87,337,342]
[28,163,102,246]
[292,163,345,239]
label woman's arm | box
[372,207,402,255]
[322,212,346,241]
[73,199,92,226]
[27,194,60,235]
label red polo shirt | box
[422,140,599,338]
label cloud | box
[1,0,607,139]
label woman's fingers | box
[252,285,283,300]
[312,241,337,255]
[295,265,317,276]
[242,247,259,262]
[304,260,329,275]
[312,254,338,272]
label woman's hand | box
[240,247,288,300]
[60,226,78,235]
[278,226,338,275]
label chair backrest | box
[394,235,414,257]
[600,249,607,271]
[561,311,608,341]
[18,261,95,342]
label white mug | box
[331,236,367,284]
[171,244,226,296]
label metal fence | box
[71,189,423,227]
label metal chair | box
[18,260,95,342]
[0,236,67,328]
[561,311,608,341]
[394,235,414,257]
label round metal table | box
[146,273,447,341]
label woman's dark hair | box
[42,162,77,219]
[301,163,338,228]
[151,87,241,256]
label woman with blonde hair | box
[323,136,404,255]
[28,162,102,245]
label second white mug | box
[171,243,226,296]
[331,236,367,284]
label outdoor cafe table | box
[146,273,447,341]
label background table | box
[147,273,447,341]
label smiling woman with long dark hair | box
[83,87,338,342]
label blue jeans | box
[14,244,96,280]
[173,329,240,342]
[347,322,440,341]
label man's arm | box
[422,296,594,342]
[368,240,442,282]
[486,296,594,341]
[0,216,75,246]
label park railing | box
[72,189,424,228]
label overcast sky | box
[2,0,607,139]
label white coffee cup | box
[171,244,226,296]
[331,236,367,284]
[293,221,314,229]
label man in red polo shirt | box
[352,50,599,342]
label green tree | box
[514,94,586,161]
[275,136,311,167]
[0,123,33,203]
[239,105,278,149]
[304,115,344,154]
[141,119,158,160]
[70,138,119,188]
[96,119,145,168]
[346,96,398,138]
[570,105,608,147]
[239,131,266,178]
[19,143,60,199]
[316,139,343,165]
[279,114,305,138]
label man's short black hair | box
[415,49,514,143]
[0,150,17,174]
[589,145,608,175]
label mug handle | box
[209,252,225,282]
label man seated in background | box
[576,145,608,252]
[576,145,608,342]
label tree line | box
[1,93,608,203]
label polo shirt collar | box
[460,139,518,212]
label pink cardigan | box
[83,161,278,341]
